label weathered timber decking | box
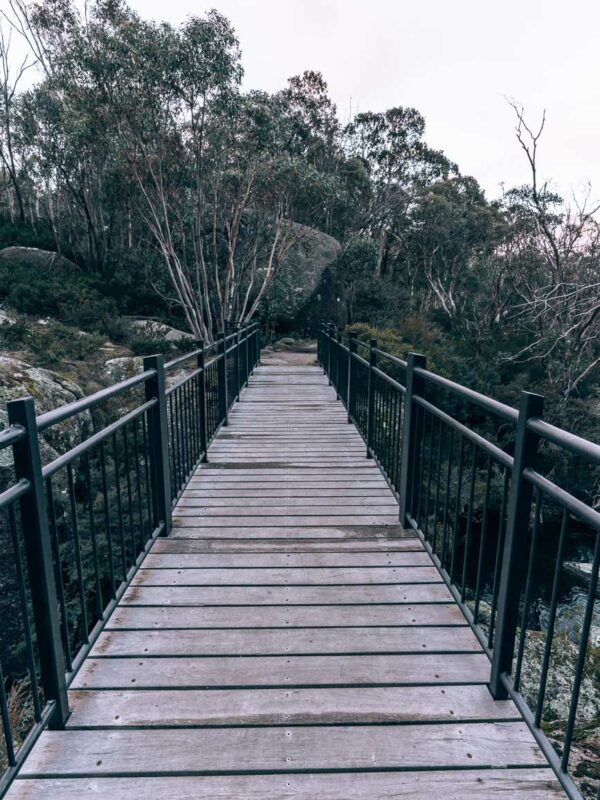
[6,356,564,798]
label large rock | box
[269,225,341,324]
[129,319,195,343]
[0,355,90,477]
[102,356,144,384]
[0,246,79,272]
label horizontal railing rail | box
[0,321,260,797]
[318,321,599,800]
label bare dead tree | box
[503,101,600,400]
[0,18,34,222]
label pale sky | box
[127,0,600,203]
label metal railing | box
[0,321,260,796]
[318,322,600,800]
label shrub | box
[0,253,118,331]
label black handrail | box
[318,321,599,800]
[0,321,261,797]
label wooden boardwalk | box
[7,356,564,798]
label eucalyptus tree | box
[6,1,344,338]
[344,107,456,277]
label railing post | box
[324,325,332,382]
[490,391,544,699]
[197,342,208,463]
[366,338,377,458]
[244,325,254,386]
[398,352,427,527]
[335,329,342,400]
[7,397,69,729]
[317,324,322,365]
[347,331,358,422]
[143,355,172,536]
[217,329,228,425]
[234,326,241,401]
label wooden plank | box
[184,481,390,489]
[121,583,452,606]
[191,467,382,475]
[2,769,566,799]
[179,490,395,498]
[169,525,414,539]
[20,723,546,775]
[174,504,399,516]
[108,603,461,629]
[66,684,518,727]
[142,551,429,568]
[205,461,380,467]
[170,515,401,526]
[71,652,494,689]
[150,538,421,554]
[130,566,440,585]
[209,442,367,448]
[90,626,476,657]
[176,497,396,508]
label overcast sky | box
[125,0,600,202]
[3,0,590,203]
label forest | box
[0,0,598,440]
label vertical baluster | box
[393,391,403,492]
[398,353,426,526]
[7,397,69,727]
[217,331,228,425]
[67,464,90,643]
[460,443,478,600]
[191,377,198,465]
[8,503,44,715]
[347,332,357,422]
[561,528,600,771]
[0,660,16,766]
[132,419,145,544]
[473,456,492,623]
[534,507,569,725]
[168,393,176,497]
[83,452,103,620]
[44,482,73,673]
[122,427,136,559]
[111,433,127,579]
[141,413,154,534]
[335,330,341,400]
[440,431,455,569]
[175,390,184,491]
[235,326,241,401]
[514,489,542,689]
[449,436,465,583]
[197,343,208,461]
[423,417,436,542]
[431,422,444,554]
[183,381,192,475]
[488,468,510,648]
[98,442,116,600]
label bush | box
[0,318,30,348]
[27,324,104,366]
[128,336,173,356]
[0,252,118,332]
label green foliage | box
[0,218,56,251]
[0,315,105,366]
[0,256,117,331]
[128,335,172,356]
